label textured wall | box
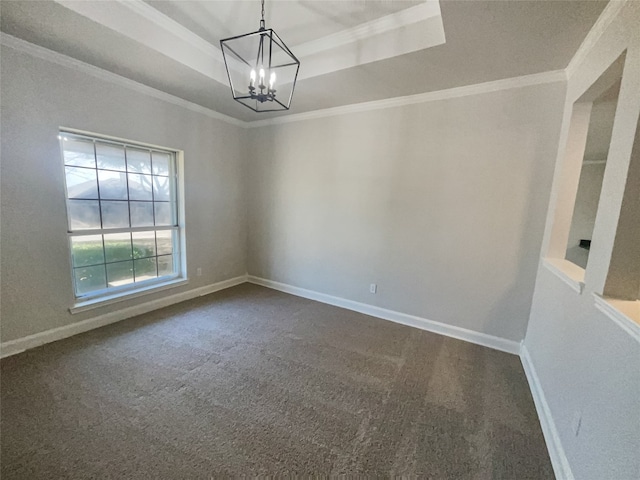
[0,46,247,342]
[247,82,566,342]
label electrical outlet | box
[196,267,202,277]
[370,283,377,294]
[571,411,582,437]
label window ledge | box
[70,278,188,314]
[593,294,640,342]
[543,258,585,294]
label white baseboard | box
[247,275,521,355]
[521,345,574,480]
[0,274,248,359]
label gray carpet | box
[1,283,553,478]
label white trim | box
[0,275,248,359]
[2,33,568,129]
[593,293,640,342]
[294,1,441,58]
[521,345,575,480]
[542,258,585,294]
[114,0,222,59]
[0,33,245,128]
[70,278,188,314]
[59,0,440,83]
[60,126,183,153]
[54,0,230,85]
[247,70,566,128]
[119,0,438,63]
[247,276,520,355]
[565,0,628,79]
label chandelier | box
[220,0,300,112]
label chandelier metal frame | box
[220,0,300,113]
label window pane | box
[74,265,106,295]
[70,235,104,267]
[157,255,174,277]
[154,202,175,226]
[62,138,95,168]
[128,173,153,201]
[130,202,154,227]
[127,148,151,174]
[152,151,171,176]
[106,261,134,287]
[134,257,157,281]
[101,201,129,229]
[65,166,98,199]
[98,170,128,200]
[96,142,126,171]
[68,200,101,230]
[104,232,132,263]
[132,231,156,259]
[152,175,171,201]
[63,133,180,299]
[156,230,173,255]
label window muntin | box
[60,132,181,299]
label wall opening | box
[565,79,621,269]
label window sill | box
[543,258,585,294]
[593,294,640,341]
[70,277,189,314]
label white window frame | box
[59,129,187,313]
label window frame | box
[59,129,187,310]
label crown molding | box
[0,33,246,128]
[294,1,442,58]
[247,69,566,128]
[53,0,229,84]
[114,0,222,60]
[3,33,567,130]
[117,0,442,79]
[294,1,445,81]
[55,0,443,85]
[565,0,628,79]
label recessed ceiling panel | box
[0,0,608,121]
[145,0,424,46]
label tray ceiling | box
[0,0,608,122]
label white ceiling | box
[146,1,425,47]
[1,0,607,122]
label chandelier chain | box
[219,0,299,112]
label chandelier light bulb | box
[220,0,300,111]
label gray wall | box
[0,46,247,343]
[247,83,566,342]
[526,2,640,479]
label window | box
[60,131,183,302]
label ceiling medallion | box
[220,0,300,112]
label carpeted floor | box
[1,283,554,478]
